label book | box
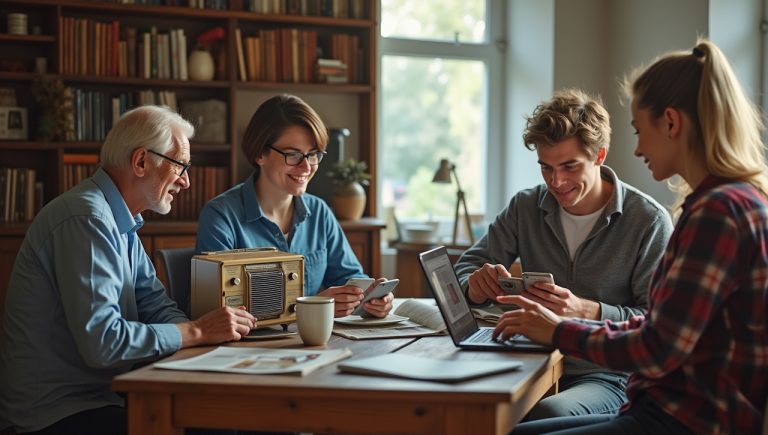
[337,353,522,383]
[332,299,447,340]
[235,28,247,81]
[154,346,352,376]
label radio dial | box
[230,277,241,286]
[288,272,298,281]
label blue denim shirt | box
[195,171,366,295]
[0,168,186,433]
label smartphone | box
[521,272,554,290]
[345,277,375,290]
[498,277,525,296]
[351,279,400,316]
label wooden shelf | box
[0,0,379,297]
[57,75,231,88]
[0,34,55,43]
[234,81,372,93]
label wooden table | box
[113,331,562,434]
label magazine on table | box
[154,346,352,376]
[332,299,448,340]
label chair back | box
[155,247,195,317]
[763,395,767,435]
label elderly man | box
[0,106,257,435]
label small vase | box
[330,182,366,221]
[188,50,215,81]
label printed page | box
[154,346,352,376]
[471,306,503,323]
[392,299,447,331]
[332,299,448,340]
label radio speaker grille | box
[247,269,285,320]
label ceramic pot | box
[188,50,215,81]
[330,182,366,221]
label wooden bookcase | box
[0,0,381,312]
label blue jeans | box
[512,394,692,434]
[526,372,628,420]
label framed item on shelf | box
[180,99,226,143]
[0,107,28,140]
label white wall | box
[504,0,555,202]
[508,0,763,211]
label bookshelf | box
[0,0,381,310]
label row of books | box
[62,154,100,192]
[245,0,365,18]
[234,28,361,84]
[143,166,228,221]
[1,167,42,223]
[65,87,178,142]
[59,17,189,80]
[5,159,229,222]
[95,0,361,15]
[97,0,228,8]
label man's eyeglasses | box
[147,149,191,176]
[267,145,326,166]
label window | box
[378,0,504,236]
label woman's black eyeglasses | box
[147,149,191,176]
[267,145,326,166]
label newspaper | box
[332,299,448,340]
[471,304,521,324]
[154,346,352,376]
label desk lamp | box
[432,159,474,246]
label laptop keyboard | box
[466,328,523,344]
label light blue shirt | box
[195,171,366,295]
[0,168,186,433]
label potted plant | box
[327,158,370,220]
[31,76,72,141]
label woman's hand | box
[492,295,562,346]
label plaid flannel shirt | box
[554,177,768,434]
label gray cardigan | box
[455,166,673,376]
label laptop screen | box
[418,246,479,343]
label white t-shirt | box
[559,205,606,259]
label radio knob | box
[288,304,297,313]
[288,272,298,281]
[230,277,241,286]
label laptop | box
[418,246,552,352]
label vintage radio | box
[191,248,303,327]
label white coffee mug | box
[296,296,334,346]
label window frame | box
[376,0,507,221]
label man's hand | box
[467,263,511,304]
[178,306,257,347]
[492,295,561,345]
[522,282,600,319]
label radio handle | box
[201,247,278,255]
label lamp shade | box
[432,159,453,183]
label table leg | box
[127,392,181,435]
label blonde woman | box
[501,39,768,434]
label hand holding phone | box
[351,279,399,317]
[521,272,554,290]
[345,277,375,290]
[498,277,525,296]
